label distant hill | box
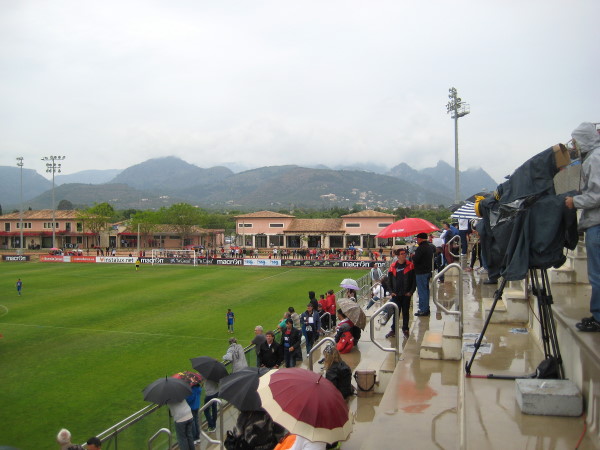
[0,167,52,206]
[55,169,122,186]
[0,156,499,211]
[109,156,233,192]
[24,183,185,210]
[417,161,498,199]
[387,161,497,200]
[174,165,453,209]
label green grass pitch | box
[0,261,365,448]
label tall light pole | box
[446,87,470,204]
[42,155,65,249]
[16,157,24,254]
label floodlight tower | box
[16,157,24,254]
[42,155,66,249]
[446,87,470,204]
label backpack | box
[336,331,354,354]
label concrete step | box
[442,320,462,361]
[420,330,443,360]
[502,288,529,322]
[548,266,577,284]
[567,252,589,284]
[482,297,508,323]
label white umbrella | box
[340,278,359,290]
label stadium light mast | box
[42,155,65,249]
[446,87,470,204]
[16,157,24,254]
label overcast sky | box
[1,0,598,183]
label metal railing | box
[307,337,337,371]
[432,262,463,336]
[369,302,400,362]
[197,398,224,449]
[147,428,171,450]
[86,268,383,449]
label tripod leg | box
[530,269,552,358]
[465,278,508,375]
[540,269,565,379]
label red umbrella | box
[172,371,203,386]
[376,218,439,238]
[257,368,352,443]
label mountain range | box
[0,157,499,211]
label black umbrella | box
[219,367,270,411]
[142,376,192,405]
[190,356,228,382]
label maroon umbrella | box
[376,217,439,238]
[257,368,352,443]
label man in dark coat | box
[258,331,282,369]
[386,248,416,338]
[412,232,434,316]
[280,319,302,367]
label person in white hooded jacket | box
[565,122,600,332]
[223,337,249,372]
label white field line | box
[0,305,8,318]
[256,268,294,281]
[0,321,226,340]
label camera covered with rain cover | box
[476,144,579,282]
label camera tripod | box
[465,267,564,380]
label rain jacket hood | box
[572,122,600,156]
[572,122,600,230]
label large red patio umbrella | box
[376,218,439,239]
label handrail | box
[447,234,461,258]
[369,302,400,362]
[432,262,463,336]
[95,404,161,442]
[319,312,332,332]
[147,427,171,449]
[197,397,224,449]
[308,337,336,371]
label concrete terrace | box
[198,255,598,450]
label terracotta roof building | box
[234,210,395,249]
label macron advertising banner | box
[2,255,30,262]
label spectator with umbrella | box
[219,367,287,449]
[173,371,203,443]
[257,368,352,446]
[190,356,228,433]
[142,376,194,450]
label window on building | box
[378,223,392,228]
[77,222,83,232]
[44,222,59,229]
[4,223,10,232]
[16,222,32,229]
[269,223,284,228]
[76,236,83,244]
[345,223,360,228]
[238,223,253,228]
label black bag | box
[224,430,251,450]
[535,357,559,379]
